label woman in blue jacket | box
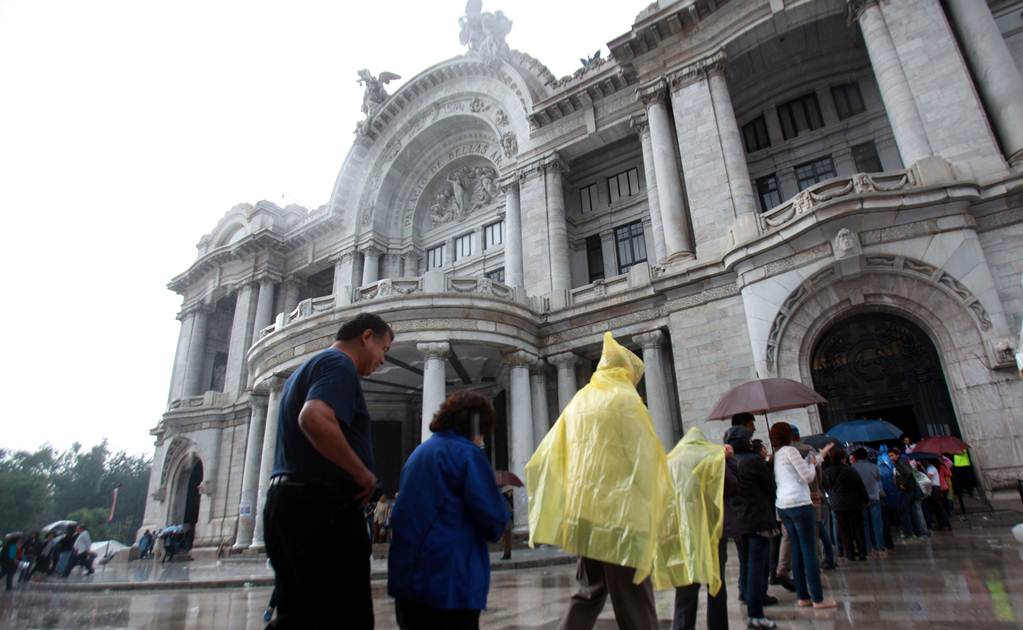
[388,390,511,629]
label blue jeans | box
[740,534,770,619]
[778,505,824,603]
[863,500,885,551]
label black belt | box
[269,474,349,493]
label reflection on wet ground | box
[2,528,1023,628]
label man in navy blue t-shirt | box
[263,312,392,629]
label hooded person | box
[525,331,671,630]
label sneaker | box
[263,608,273,623]
[770,573,796,592]
[763,595,779,607]
[747,617,777,629]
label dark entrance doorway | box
[810,312,960,441]
[372,420,403,497]
[183,460,203,526]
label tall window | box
[607,168,640,205]
[756,174,782,213]
[586,234,604,283]
[579,183,599,213]
[454,233,472,260]
[742,115,771,153]
[427,244,446,270]
[852,141,883,173]
[484,220,503,248]
[614,221,647,275]
[795,157,837,191]
[831,82,866,120]
[485,268,505,283]
[777,93,824,140]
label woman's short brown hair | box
[768,422,793,449]
[428,390,496,438]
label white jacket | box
[774,445,817,509]
[73,530,92,554]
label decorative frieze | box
[635,79,668,106]
[667,51,727,90]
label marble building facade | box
[142,0,1023,549]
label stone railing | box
[168,390,229,411]
[569,273,630,305]
[354,277,423,302]
[758,169,918,232]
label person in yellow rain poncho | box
[525,331,670,630]
[661,427,735,630]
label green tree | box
[0,447,55,534]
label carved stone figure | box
[833,228,862,260]
[429,165,500,225]
[355,69,401,134]
[459,0,512,64]
[494,109,509,127]
[500,131,518,158]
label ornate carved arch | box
[152,436,199,502]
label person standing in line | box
[732,417,780,611]
[769,423,837,609]
[388,391,510,630]
[850,448,886,556]
[889,449,930,539]
[526,332,669,630]
[668,427,736,630]
[262,313,393,629]
[923,460,951,531]
[822,448,869,562]
[726,426,778,630]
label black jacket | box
[722,456,740,540]
[822,464,869,512]
[725,428,776,534]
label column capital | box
[255,373,287,394]
[528,357,548,376]
[846,0,877,23]
[540,151,568,174]
[417,341,450,360]
[248,390,269,406]
[359,245,382,257]
[629,113,650,137]
[634,329,665,350]
[636,79,668,107]
[498,172,521,193]
[503,349,537,368]
[181,301,215,318]
[332,250,356,265]
[668,50,727,90]
[548,352,578,370]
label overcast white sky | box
[0,1,642,457]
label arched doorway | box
[183,460,203,526]
[810,312,960,440]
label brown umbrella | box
[494,470,524,487]
[707,378,826,420]
[914,435,969,454]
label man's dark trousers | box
[672,538,728,630]
[264,478,372,629]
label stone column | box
[233,392,268,550]
[850,0,932,165]
[707,64,758,237]
[542,153,572,294]
[252,278,276,341]
[402,252,421,277]
[250,376,284,551]
[223,283,257,397]
[600,229,617,279]
[635,330,675,449]
[281,278,303,317]
[500,177,524,289]
[168,310,195,402]
[637,80,694,261]
[333,251,356,307]
[361,248,380,286]
[529,359,550,447]
[548,352,579,414]
[418,342,450,443]
[182,304,211,397]
[945,0,1023,163]
[504,350,535,532]
[631,114,667,263]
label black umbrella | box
[40,520,76,536]
[801,433,839,450]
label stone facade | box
[142,0,1023,548]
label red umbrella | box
[494,471,524,487]
[707,378,826,420]
[914,435,969,454]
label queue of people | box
[259,312,967,630]
[0,523,99,590]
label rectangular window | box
[795,156,837,191]
[777,93,825,140]
[427,244,446,270]
[579,183,599,213]
[485,268,505,283]
[756,174,782,213]
[742,115,771,153]
[831,82,866,120]
[586,234,604,283]
[454,233,472,260]
[483,220,503,248]
[614,221,647,275]
[607,168,640,205]
[851,141,883,173]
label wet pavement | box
[2,527,1023,628]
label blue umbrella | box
[826,419,903,443]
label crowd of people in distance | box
[0,523,98,590]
